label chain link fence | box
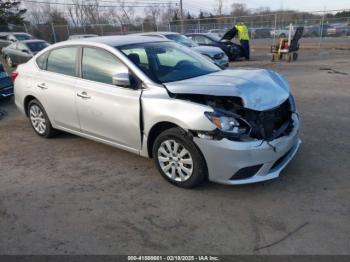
[1,9,349,49]
[170,11,350,48]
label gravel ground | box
[0,48,349,255]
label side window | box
[122,48,149,69]
[47,47,77,76]
[195,36,212,45]
[36,52,49,70]
[82,47,128,85]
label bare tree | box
[230,3,250,17]
[67,0,88,27]
[160,4,179,24]
[214,0,223,16]
[145,5,161,25]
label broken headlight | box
[205,111,248,135]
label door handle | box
[77,91,91,99]
[37,83,47,89]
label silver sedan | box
[14,35,300,188]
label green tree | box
[0,0,26,26]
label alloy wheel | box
[29,105,47,135]
[157,139,194,182]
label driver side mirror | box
[112,73,131,87]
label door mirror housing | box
[112,73,131,87]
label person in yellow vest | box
[234,22,250,60]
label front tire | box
[152,127,207,188]
[28,99,57,138]
[5,55,13,68]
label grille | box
[230,164,263,180]
[271,148,292,170]
[239,99,292,140]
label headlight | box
[205,112,248,135]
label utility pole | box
[180,0,184,33]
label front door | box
[75,47,142,151]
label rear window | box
[47,47,77,76]
[14,34,32,41]
[26,41,49,52]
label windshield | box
[166,34,198,48]
[118,41,220,84]
[26,41,49,52]
[206,33,221,42]
[14,34,32,41]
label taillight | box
[11,71,18,83]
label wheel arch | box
[23,95,37,117]
[146,121,179,158]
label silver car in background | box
[136,32,229,68]
[14,35,301,188]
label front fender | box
[140,85,216,157]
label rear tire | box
[152,127,207,188]
[28,99,58,138]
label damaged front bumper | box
[193,114,301,185]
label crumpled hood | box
[165,68,290,111]
[191,45,224,57]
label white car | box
[14,35,301,188]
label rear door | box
[34,46,80,131]
[16,42,32,64]
[75,46,142,151]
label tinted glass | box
[119,42,219,83]
[82,47,128,84]
[194,35,213,45]
[14,34,32,40]
[26,41,49,52]
[166,34,197,47]
[36,52,48,70]
[122,47,149,70]
[47,47,77,76]
[206,33,221,42]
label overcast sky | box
[184,0,350,14]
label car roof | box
[20,39,47,44]
[141,32,180,36]
[0,32,29,36]
[76,35,169,46]
[70,34,98,36]
[186,33,209,35]
[69,34,99,38]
